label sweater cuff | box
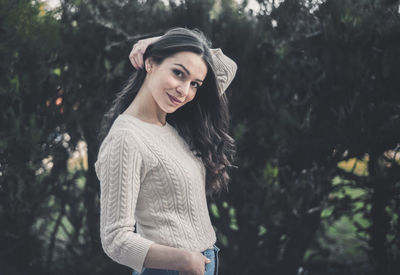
[121,237,155,273]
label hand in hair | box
[129,33,237,95]
[129,36,161,69]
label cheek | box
[159,74,178,89]
[150,72,176,91]
[186,90,197,103]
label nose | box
[176,81,191,97]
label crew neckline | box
[119,113,172,130]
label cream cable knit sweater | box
[95,115,217,273]
[94,50,237,273]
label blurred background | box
[1,0,400,274]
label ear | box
[145,58,154,73]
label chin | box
[163,105,179,113]
[168,107,180,113]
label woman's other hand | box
[129,36,161,70]
[142,243,210,274]
[179,250,211,275]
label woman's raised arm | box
[209,48,237,95]
[129,36,237,94]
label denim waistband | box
[132,244,220,275]
[202,244,220,275]
[203,243,216,252]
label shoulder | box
[109,115,141,135]
[97,116,147,159]
[108,115,149,142]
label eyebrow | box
[174,63,204,83]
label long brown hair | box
[97,27,237,197]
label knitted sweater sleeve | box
[94,130,154,273]
[210,48,238,95]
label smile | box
[167,94,182,105]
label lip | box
[167,94,183,105]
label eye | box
[191,82,201,89]
[173,69,184,78]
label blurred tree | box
[210,0,400,274]
[306,1,400,274]
[0,0,61,274]
[1,0,400,274]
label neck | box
[123,84,167,126]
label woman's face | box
[144,51,208,113]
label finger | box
[138,48,145,68]
[134,46,146,69]
[129,48,138,69]
[133,53,142,70]
[130,41,147,69]
[130,43,142,66]
[130,48,142,70]
[129,52,139,69]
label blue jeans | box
[132,244,220,275]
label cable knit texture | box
[94,49,237,273]
[211,48,238,95]
[94,114,218,273]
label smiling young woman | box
[128,51,208,121]
[94,27,237,275]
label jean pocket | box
[212,244,220,275]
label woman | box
[94,27,237,275]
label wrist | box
[177,248,192,272]
[150,36,162,43]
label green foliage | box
[0,0,62,274]
[1,0,400,274]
